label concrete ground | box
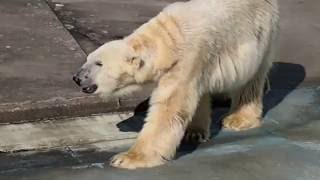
[0,0,320,179]
[0,0,151,124]
[1,87,320,180]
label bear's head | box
[73,40,153,99]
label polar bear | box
[73,0,279,169]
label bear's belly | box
[206,41,264,93]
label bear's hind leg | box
[223,73,266,131]
[184,93,211,143]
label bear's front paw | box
[110,151,165,169]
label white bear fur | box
[84,0,279,169]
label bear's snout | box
[73,69,98,94]
[73,68,86,86]
[73,74,82,86]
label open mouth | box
[82,84,98,94]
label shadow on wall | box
[263,62,306,115]
[116,62,306,149]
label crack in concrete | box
[44,0,91,55]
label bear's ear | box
[128,37,145,53]
[126,56,144,69]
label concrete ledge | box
[0,95,147,124]
[2,87,319,153]
[0,113,136,152]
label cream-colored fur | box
[81,0,279,169]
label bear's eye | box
[95,61,103,67]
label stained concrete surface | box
[0,113,135,152]
[0,87,319,180]
[0,0,92,123]
[0,0,84,103]
[0,0,150,124]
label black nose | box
[73,75,81,86]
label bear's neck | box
[125,11,184,80]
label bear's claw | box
[110,151,165,169]
[184,130,209,144]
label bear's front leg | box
[110,86,199,169]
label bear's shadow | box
[116,62,306,155]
